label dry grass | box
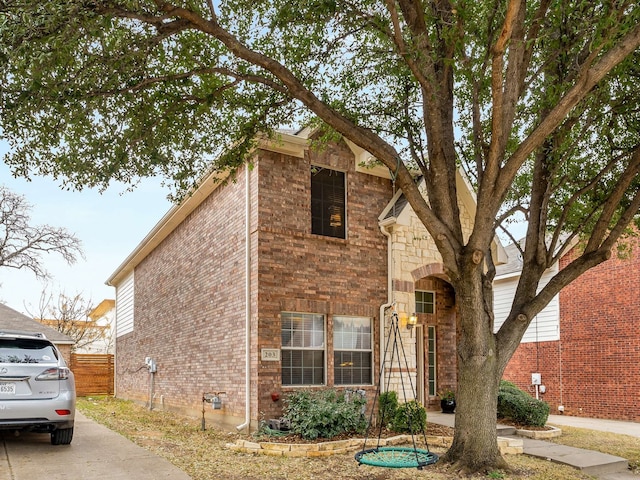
[78,397,604,480]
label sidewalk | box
[547,414,640,439]
[428,412,636,479]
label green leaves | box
[283,389,367,440]
[1,1,292,195]
[0,0,638,236]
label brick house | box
[107,130,505,429]
[497,238,640,421]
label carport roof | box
[0,302,75,345]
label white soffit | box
[344,139,392,179]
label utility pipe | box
[378,218,395,392]
[236,164,252,431]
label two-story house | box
[107,129,503,429]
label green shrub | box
[377,391,399,427]
[377,392,427,434]
[498,380,550,427]
[391,400,427,433]
[283,389,367,440]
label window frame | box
[332,315,373,386]
[280,312,326,386]
[310,166,347,239]
[427,325,437,396]
[415,290,436,315]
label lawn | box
[78,396,631,480]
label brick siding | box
[413,275,457,409]
[255,142,391,420]
[116,167,249,425]
[503,238,640,421]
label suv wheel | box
[51,427,74,445]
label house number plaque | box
[261,348,280,361]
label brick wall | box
[57,344,72,365]
[116,166,249,426]
[503,237,640,420]
[254,141,392,420]
[416,276,457,408]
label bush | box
[498,380,550,427]
[377,391,398,427]
[283,389,368,440]
[391,400,427,433]
[377,392,427,434]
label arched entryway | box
[411,264,457,410]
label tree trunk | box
[443,266,509,472]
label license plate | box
[0,383,16,395]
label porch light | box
[407,313,418,330]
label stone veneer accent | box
[384,193,474,407]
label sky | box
[0,140,173,315]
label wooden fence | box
[70,354,114,396]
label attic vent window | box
[311,167,346,239]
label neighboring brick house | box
[496,238,640,421]
[0,302,75,362]
[107,130,505,429]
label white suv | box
[0,330,76,445]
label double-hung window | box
[281,312,325,385]
[311,167,346,239]
[333,316,372,385]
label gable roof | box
[495,232,582,280]
[495,242,525,278]
[0,303,75,345]
[89,299,115,320]
[106,130,507,286]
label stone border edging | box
[515,425,562,439]
[228,434,522,457]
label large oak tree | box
[2,0,639,472]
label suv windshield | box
[0,338,59,364]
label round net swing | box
[355,446,438,469]
[355,308,439,470]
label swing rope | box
[355,310,439,469]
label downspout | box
[378,218,395,393]
[237,164,252,431]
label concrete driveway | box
[0,411,192,480]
